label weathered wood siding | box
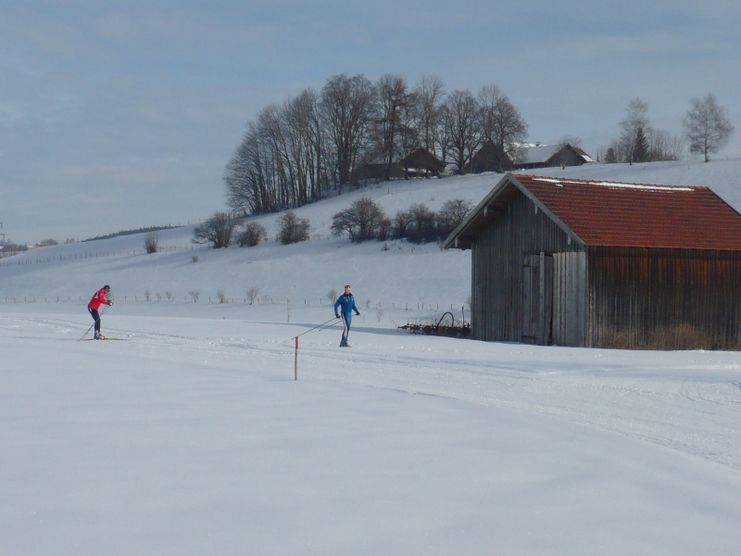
[470,189,581,342]
[552,252,588,346]
[587,248,741,349]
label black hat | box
[103,285,111,291]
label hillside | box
[1,159,740,320]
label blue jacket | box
[335,293,359,317]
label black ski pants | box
[88,307,101,334]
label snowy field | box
[2,160,741,554]
[2,310,741,555]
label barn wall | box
[552,252,588,346]
[471,189,581,342]
[587,248,741,349]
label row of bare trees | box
[224,74,528,216]
[597,95,733,164]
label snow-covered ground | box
[2,160,741,554]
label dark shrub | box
[436,199,473,240]
[144,231,159,253]
[331,197,388,242]
[238,222,267,247]
[278,211,310,245]
[392,209,413,239]
[193,212,236,248]
[405,203,437,243]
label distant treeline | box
[224,74,527,217]
[225,73,734,220]
[83,225,181,242]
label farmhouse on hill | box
[464,141,514,174]
[515,143,593,170]
[443,173,741,350]
[401,148,446,177]
[354,148,446,182]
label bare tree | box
[648,129,685,161]
[373,75,414,180]
[193,212,236,248]
[284,89,327,205]
[225,120,280,216]
[331,197,388,242]
[144,231,159,254]
[604,146,618,163]
[436,199,473,240]
[320,74,374,190]
[478,85,528,157]
[244,287,258,305]
[278,211,310,244]
[684,94,734,162]
[216,288,228,304]
[442,90,480,174]
[557,135,582,148]
[619,97,650,164]
[237,222,267,247]
[413,75,446,153]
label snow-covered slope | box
[1,159,740,316]
[2,160,741,555]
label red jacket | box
[88,288,111,311]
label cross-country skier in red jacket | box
[88,285,112,339]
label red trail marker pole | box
[294,336,299,381]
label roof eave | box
[507,174,586,247]
[442,174,513,249]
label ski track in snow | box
[5,312,741,472]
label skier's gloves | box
[355,311,360,316]
[335,313,340,319]
[109,301,114,306]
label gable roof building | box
[444,173,741,349]
[401,148,446,177]
[463,141,514,174]
[515,143,593,170]
[354,148,445,182]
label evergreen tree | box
[633,127,650,163]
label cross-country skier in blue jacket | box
[334,284,360,347]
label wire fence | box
[0,244,208,267]
[0,293,465,314]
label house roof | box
[463,141,513,173]
[443,173,741,251]
[518,144,560,164]
[517,143,593,165]
[402,148,446,171]
[573,146,594,163]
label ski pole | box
[291,316,340,381]
[78,304,110,341]
[294,316,340,339]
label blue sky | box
[2,0,740,242]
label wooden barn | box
[515,143,593,170]
[464,141,514,174]
[443,173,741,350]
[355,148,445,182]
[401,148,446,177]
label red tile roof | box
[512,174,741,250]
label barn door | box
[522,252,554,345]
[552,252,587,346]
